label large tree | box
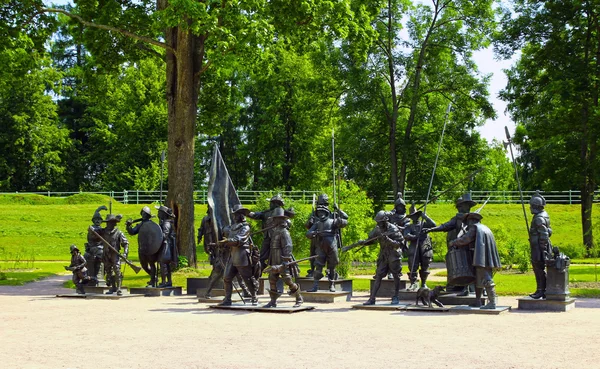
[496,0,599,252]
[18,0,371,265]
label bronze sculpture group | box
[68,189,564,311]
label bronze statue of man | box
[425,192,477,295]
[155,205,178,288]
[101,214,129,295]
[360,211,405,305]
[66,244,89,294]
[306,204,348,292]
[383,193,410,280]
[450,213,502,309]
[219,205,259,306]
[247,194,295,272]
[265,207,303,308]
[84,205,107,286]
[198,206,251,299]
[403,205,436,291]
[529,192,552,299]
[304,193,348,278]
[126,206,160,287]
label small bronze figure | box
[126,206,163,287]
[360,211,405,305]
[529,192,552,299]
[415,285,445,308]
[100,214,129,295]
[247,194,295,272]
[449,213,502,309]
[84,205,107,286]
[306,203,349,292]
[219,205,259,306]
[155,205,178,288]
[305,193,348,279]
[425,193,477,296]
[198,206,251,299]
[264,207,303,308]
[66,244,89,294]
[403,204,436,291]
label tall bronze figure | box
[305,194,348,279]
[529,192,552,299]
[126,206,163,287]
[101,214,129,295]
[155,206,178,288]
[198,206,251,298]
[360,211,405,305]
[403,205,436,291]
[219,205,259,306]
[248,194,295,272]
[84,205,107,286]
[450,213,501,309]
[425,192,477,295]
[265,207,303,308]
[66,244,89,294]
[306,203,348,292]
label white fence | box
[2,189,599,205]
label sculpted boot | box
[481,283,497,310]
[219,283,233,306]
[308,280,319,292]
[529,269,546,299]
[291,286,303,308]
[469,287,483,308]
[419,271,430,289]
[264,289,280,308]
[328,269,336,292]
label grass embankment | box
[1,194,599,296]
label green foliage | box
[175,255,189,272]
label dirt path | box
[1,276,600,369]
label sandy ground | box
[1,275,600,369]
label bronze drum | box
[445,247,475,286]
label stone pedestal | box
[397,289,418,301]
[209,304,315,313]
[403,305,451,312]
[129,286,183,296]
[517,297,576,312]
[369,279,408,297]
[296,278,353,295]
[546,266,570,301]
[352,302,408,311]
[449,305,511,314]
[83,286,128,294]
[187,277,220,295]
[438,293,486,306]
[302,291,351,303]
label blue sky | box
[43,0,517,143]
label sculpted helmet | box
[317,194,329,207]
[70,244,79,253]
[91,205,108,222]
[155,205,176,218]
[374,210,388,222]
[270,194,285,207]
[140,206,152,217]
[529,191,546,207]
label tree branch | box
[38,7,175,54]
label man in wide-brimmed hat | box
[357,211,405,305]
[219,204,259,306]
[247,194,295,272]
[403,204,437,291]
[66,244,89,294]
[424,192,477,296]
[450,212,501,309]
[264,207,303,308]
[101,214,129,295]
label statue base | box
[301,291,351,303]
[517,296,576,312]
[55,293,143,300]
[297,278,353,295]
[186,277,221,295]
[449,305,511,314]
[369,279,408,297]
[197,295,247,303]
[129,286,183,296]
[209,304,315,313]
[438,293,486,306]
[352,302,408,311]
[83,286,128,294]
[402,305,451,312]
[397,289,418,300]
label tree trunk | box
[164,21,198,267]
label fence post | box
[569,189,572,205]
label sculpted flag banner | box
[207,144,241,241]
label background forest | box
[1,0,598,262]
